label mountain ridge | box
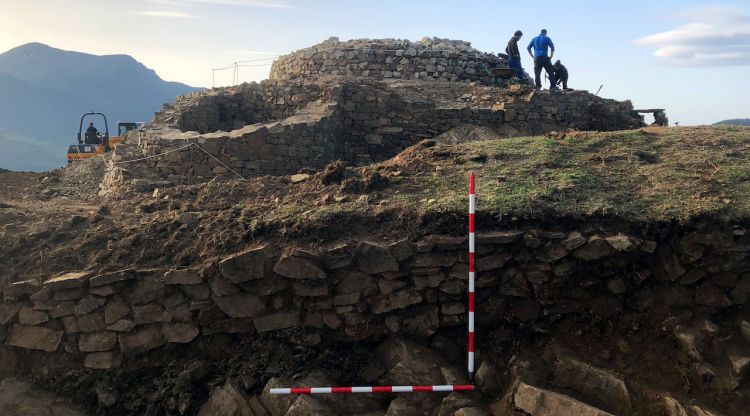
[0,42,200,171]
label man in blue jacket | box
[527,29,556,90]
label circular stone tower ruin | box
[270,36,511,85]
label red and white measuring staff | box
[270,385,474,395]
[467,172,476,381]
[271,174,478,395]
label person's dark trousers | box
[533,56,556,89]
[557,73,568,89]
[508,59,524,79]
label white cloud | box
[149,0,295,9]
[633,6,750,66]
[137,10,195,18]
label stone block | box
[254,312,300,333]
[107,319,136,333]
[198,382,254,416]
[75,295,107,315]
[78,313,106,332]
[513,382,614,416]
[89,269,136,287]
[553,355,631,414]
[18,307,48,326]
[133,303,167,324]
[104,296,130,325]
[44,271,93,291]
[562,231,586,251]
[0,303,21,325]
[164,268,203,285]
[163,323,200,343]
[354,241,400,274]
[475,231,522,245]
[130,276,167,305]
[572,235,617,261]
[208,274,240,296]
[213,292,266,318]
[336,271,373,294]
[118,327,166,356]
[49,301,76,319]
[52,288,86,301]
[179,283,211,300]
[476,253,512,271]
[6,324,63,352]
[79,332,118,352]
[274,250,326,280]
[219,245,272,283]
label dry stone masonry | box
[270,37,510,85]
[2,225,749,390]
[96,37,649,192]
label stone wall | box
[151,80,327,134]
[108,81,642,189]
[270,37,511,85]
[2,225,748,372]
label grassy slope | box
[280,126,750,229]
[407,126,750,222]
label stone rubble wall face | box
[152,81,326,134]
[2,226,748,370]
[269,42,508,85]
[128,81,641,186]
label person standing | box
[553,60,569,90]
[527,29,556,90]
[505,30,524,79]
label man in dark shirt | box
[505,30,524,79]
[553,60,570,90]
[527,29,557,90]
[85,122,99,144]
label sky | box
[0,0,748,125]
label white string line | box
[191,142,246,181]
[111,143,194,165]
[110,142,246,181]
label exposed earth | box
[1,126,750,415]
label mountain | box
[714,118,750,126]
[0,42,200,171]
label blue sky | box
[0,0,748,125]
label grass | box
[387,126,750,222]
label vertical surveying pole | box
[467,173,476,381]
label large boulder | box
[513,383,614,416]
[552,355,631,414]
[198,382,254,416]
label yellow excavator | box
[66,112,140,163]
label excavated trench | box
[2,212,749,416]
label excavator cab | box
[67,112,110,163]
[66,113,139,163]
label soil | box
[1,127,750,415]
